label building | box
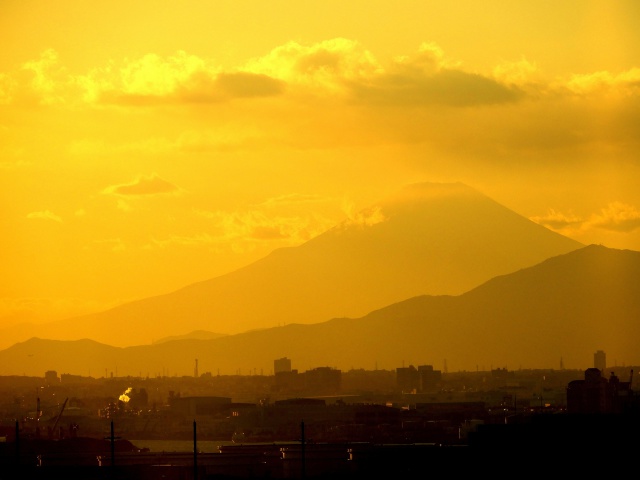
[44,370,59,384]
[566,367,635,414]
[274,357,292,374]
[396,365,419,393]
[396,365,442,393]
[594,350,606,371]
[273,358,298,392]
[418,365,442,392]
[304,367,341,394]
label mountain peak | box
[0,183,584,348]
[357,181,481,216]
[392,181,478,199]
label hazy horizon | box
[0,181,587,351]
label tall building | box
[396,365,419,393]
[594,350,606,371]
[396,365,442,393]
[274,357,292,374]
[44,370,59,384]
[418,365,442,392]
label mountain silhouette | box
[0,182,583,349]
[152,330,229,345]
[1,244,638,376]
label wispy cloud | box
[564,68,640,96]
[530,209,583,231]
[586,202,640,233]
[194,208,326,244]
[532,202,640,235]
[259,193,327,207]
[21,49,70,105]
[26,210,62,222]
[341,199,387,228]
[103,174,180,196]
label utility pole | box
[193,420,198,480]
[110,420,115,467]
[105,419,121,468]
[15,420,19,466]
[300,420,306,480]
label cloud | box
[78,52,283,105]
[78,39,373,104]
[341,200,387,228]
[192,204,335,247]
[585,202,640,233]
[493,57,540,87]
[6,42,638,115]
[353,43,524,107]
[245,39,522,107]
[259,193,327,207]
[246,38,382,92]
[20,49,72,105]
[531,203,640,236]
[350,42,524,107]
[207,210,308,242]
[80,51,211,105]
[564,68,640,96]
[214,72,284,98]
[26,210,62,222]
[5,43,639,165]
[103,174,180,196]
[530,209,583,230]
[145,219,289,255]
[353,68,524,107]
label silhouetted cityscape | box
[1,350,639,478]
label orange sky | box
[1,0,640,327]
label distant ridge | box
[1,244,637,375]
[3,244,633,377]
[0,182,583,349]
[152,330,228,345]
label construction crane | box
[52,397,68,437]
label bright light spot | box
[119,387,132,403]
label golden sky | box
[1,0,640,326]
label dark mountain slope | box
[1,245,636,376]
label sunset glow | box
[2,0,639,328]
